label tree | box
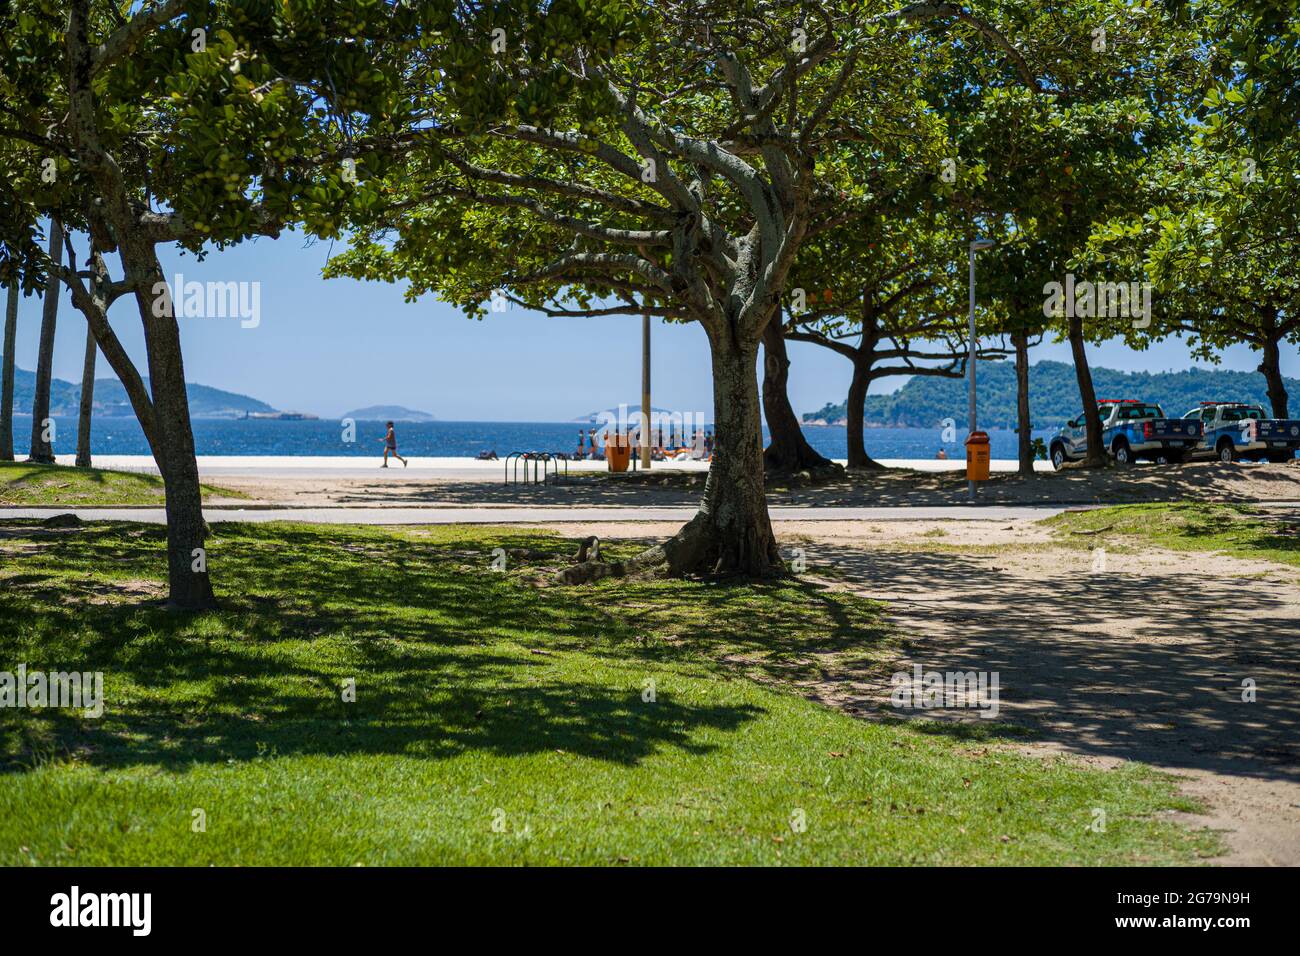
[27,219,62,464]
[764,65,949,474]
[949,1,1201,467]
[74,256,97,467]
[1088,0,1300,420]
[0,281,16,461]
[0,0,407,607]
[0,134,44,464]
[785,210,991,469]
[329,0,1042,576]
[760,318,839,476]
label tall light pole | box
[641,312,652,469]
[968,239,995,502]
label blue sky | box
[9,228,1299,422]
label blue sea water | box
[9,414,1052,461]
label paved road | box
[0,504,1089,524]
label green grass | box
[0,460,242,506]
[1045,503,1300,568]
[0,522,1216,865]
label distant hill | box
[5,365,279,418]
[803,361,1300,430]
[343,405,437,422]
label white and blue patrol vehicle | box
[1182,402,1300,463]
[1049,399,1203,469]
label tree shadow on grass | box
[0,521,774,774]
[3,669,757,773]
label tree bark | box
[628,330,782,578]
[1067,315,1106,466]
[845,357,883,470]
[27,219,63,464]
[75,323,97,467]
[760,319,836,475]
[120,237,216,610]
[1012,328,1033,477]
[1259,334,1290,419]
[1,281,17,461]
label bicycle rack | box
[504,452,570,486]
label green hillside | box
[804,361,1300,430]
[3,365,277,418]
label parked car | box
[1049,399,1203,469]
[1182,402,1300,463]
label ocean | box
[8,414,1053,461]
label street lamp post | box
[641,312,652,470]
[968,239,995,502]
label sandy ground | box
[534,518,1300,866]
[201,458,1300,509]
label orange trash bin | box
[965,431,990,481]
[606,435,632,472]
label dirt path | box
[542,518,1300,866]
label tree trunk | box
[1259,335,1290,419]
[845,357,883,470]
[760,319,836,475]
[629,330,783,578]
[122,240,216,610]
[1012,329,1033,477]
[1,281,17,461]
[1068,315,1106,466]
[76,250,163,459]
[27,219,63,464]
[75,323,97,467]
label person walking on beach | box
[379,421,407,468]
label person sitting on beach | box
[380,421,408,468]
[477,450,498,461]
[936,447,948,460]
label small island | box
[342,405,437,422]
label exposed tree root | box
[766,460,846,487]
[554,513,786,586]
[762,445,842,479]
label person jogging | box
[380,421,408,468]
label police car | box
[1183,402,1300,463]
[1050,399,1203,469]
